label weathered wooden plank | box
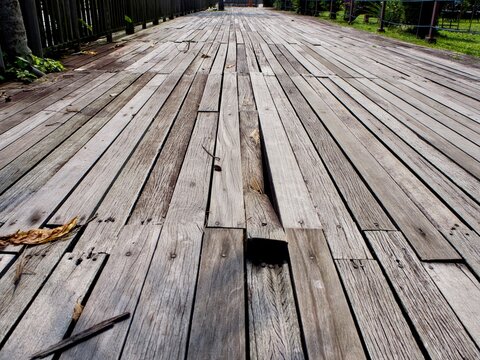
[287,229,366,360]
[208,72,245,228]
[265,75,370,259]
[424,262,480,347]
[0,253,15,275]
[128,73,207,226]
[250,72,320,229]
[0,242,70,343]
[240,110,285,242]
[366,231,480,359]
[60,226,161,360]
[295,75,459,260]
[247,260,304,360]
[336,259,424,359]
[273,73,394,231]
[0,252,106,360]
[187,228,245,359]
[198,73,221,112]
[0,75,167,235]
[51,73,196,225]
[121,112,218,360]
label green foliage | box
[125,15,133,24]
[1,55,64,83]
[79,18,93,33]
[292,0,302,13]
[273,0,283,10]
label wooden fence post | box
[68,0,81,50]
[19,0,43,57]
[153,0,160,25]
[378,1,386,32]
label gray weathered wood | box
[366,231,480,359]
[287,229,366,360]
[424,262,480,347]
[187,228,245,359]
[60,226,161,360]
[208,72,245,228]
[336,259,424,359]
[0,252,106,360]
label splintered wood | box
[0,7,479,360]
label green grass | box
[316,12,480,57]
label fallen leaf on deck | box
[109,93,119,97]
[249,129,260,145]
[201,54,210,58]
[72,299,84,321]
[226,64,234,68]
[0,218,78,249]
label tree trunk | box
[0,0,32,60]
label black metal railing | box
[16,0,215,55]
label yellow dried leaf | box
[72,299,84,321]
[0,218,78,249]
[249,177,263,194]
[249,129,260,145]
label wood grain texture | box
[287,229,366,360]
[208,72,245,228]
[122,112,218,360]
[250,72,320,229]
[248,261,304,360]
[424,262,480,347]
[187,228,245,359]
[60,226,161,360]
[336,259,424,360]
[366,231,480,359]
[265,75,370,259]
[0,252,106,360]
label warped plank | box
[250,72,320,229]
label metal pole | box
[19,0,43,57]
[329,0,336,19]
[377,1,386,32]
[153,0,159,25]
[126,0,135,34]
[348,0,354,23]
[104,0,113,42]
[426,0,439,43]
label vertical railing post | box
[104,0,113,42]
[68,0,81,49]
[142,0,147,29]
[153,0,160,25]
[377,1,386,32]
[348,0,354,23]
[126,0,135,34]
[426,0,439,43]
[329,0,336,19]
[19,0,44,57]
[0,44,5,72]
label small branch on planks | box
[30,312,130,359]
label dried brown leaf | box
[72,299,84,321]
[0,218,78,249]
[249,129,260,145]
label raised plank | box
[208,72,245,228]
[187,228,245,359]
[60,226,161,360]
[424,262,480,347]
[250,72,320,229]
[366,231,480,359]
[265,75,370,259]
[287,229,366,360]
[336,259,424,359]
[121,112,218,360]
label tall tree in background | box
[0,0,32,60]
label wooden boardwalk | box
[1,7,479,359]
